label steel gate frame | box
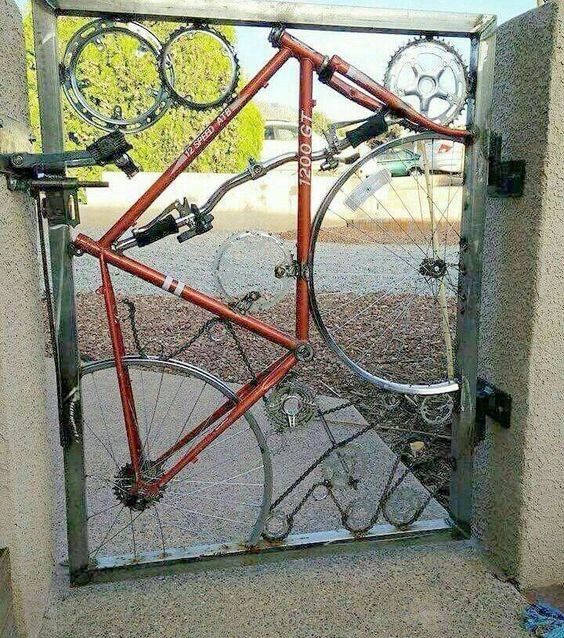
[31,0,496,585]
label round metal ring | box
[159,24,240,111]
[213,230,293,311]
[61,19,173,133]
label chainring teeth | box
[265,378,317,431]
[61,20,241,132]
[213,230,293,311]
[383,36,470,128]
[61,19,174,134]
[159,23,241,112]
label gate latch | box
[487,132,526,198]
[475,377,512,443]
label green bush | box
[23,12,264,180]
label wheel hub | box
[419,257,447,279]
[418,75,437,96]
[113,461,166,512]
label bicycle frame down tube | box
[99,47,292,248]
[155,352,297,488]
[155,355,293,466]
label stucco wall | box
[0,0,54,635]
[475,1,564,589]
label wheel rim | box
[309,133,463,395]
[61,20,173,133]
[80,357,272,561]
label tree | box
[23,11,264,180]
[312,111,332,135]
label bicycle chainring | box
[384,37,470,128]
[214,230,293,311]
[61,19,174,133]
[159,24,241,111]
[265,377,317,431]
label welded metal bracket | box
[475,377,512,442]
[487,132,526,198]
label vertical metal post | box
[32,0,90,583]
[450,19,497,530]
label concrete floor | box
[40,540,529,638]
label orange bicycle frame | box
[73,29,472,495]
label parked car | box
[261,120,326,162]
[374,148,423,177]
[421,139,465,174]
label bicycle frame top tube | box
[275,30,472,141]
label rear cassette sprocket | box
[384,37,470,130]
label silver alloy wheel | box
[80,356,272,560]
[309,133,462,395]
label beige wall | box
[0,0,54,635]
[475,1,564,589]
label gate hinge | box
[475,377,512,443]
[487,131,526,198]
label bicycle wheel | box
[79,356,272,562]
[309,133,463,395]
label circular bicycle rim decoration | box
[214,230,294,311]
[160,24,240,111]
[61,19,173,133]
[384,38,469,127]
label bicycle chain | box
[36,202,81,446]
[120,295,441,533]
[270,415,377,511]
[268,405,445,537]
[123,298,147,357]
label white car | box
[422,138,465,174]
[261,120,327,162]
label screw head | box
[295,342,314,362]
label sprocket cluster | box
[384,37,470,130]
[113,461,166,512]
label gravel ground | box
[281,219,461,246]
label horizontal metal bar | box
[52,0,493,36]
[79,518,460,585]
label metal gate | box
[30,0,496,584]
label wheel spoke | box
[310,134,463,390]
[81,360,271,558]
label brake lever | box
[87,131,140,178]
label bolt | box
[274,265,287,279]
[295,342,314,362]
[12,154,24,167]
